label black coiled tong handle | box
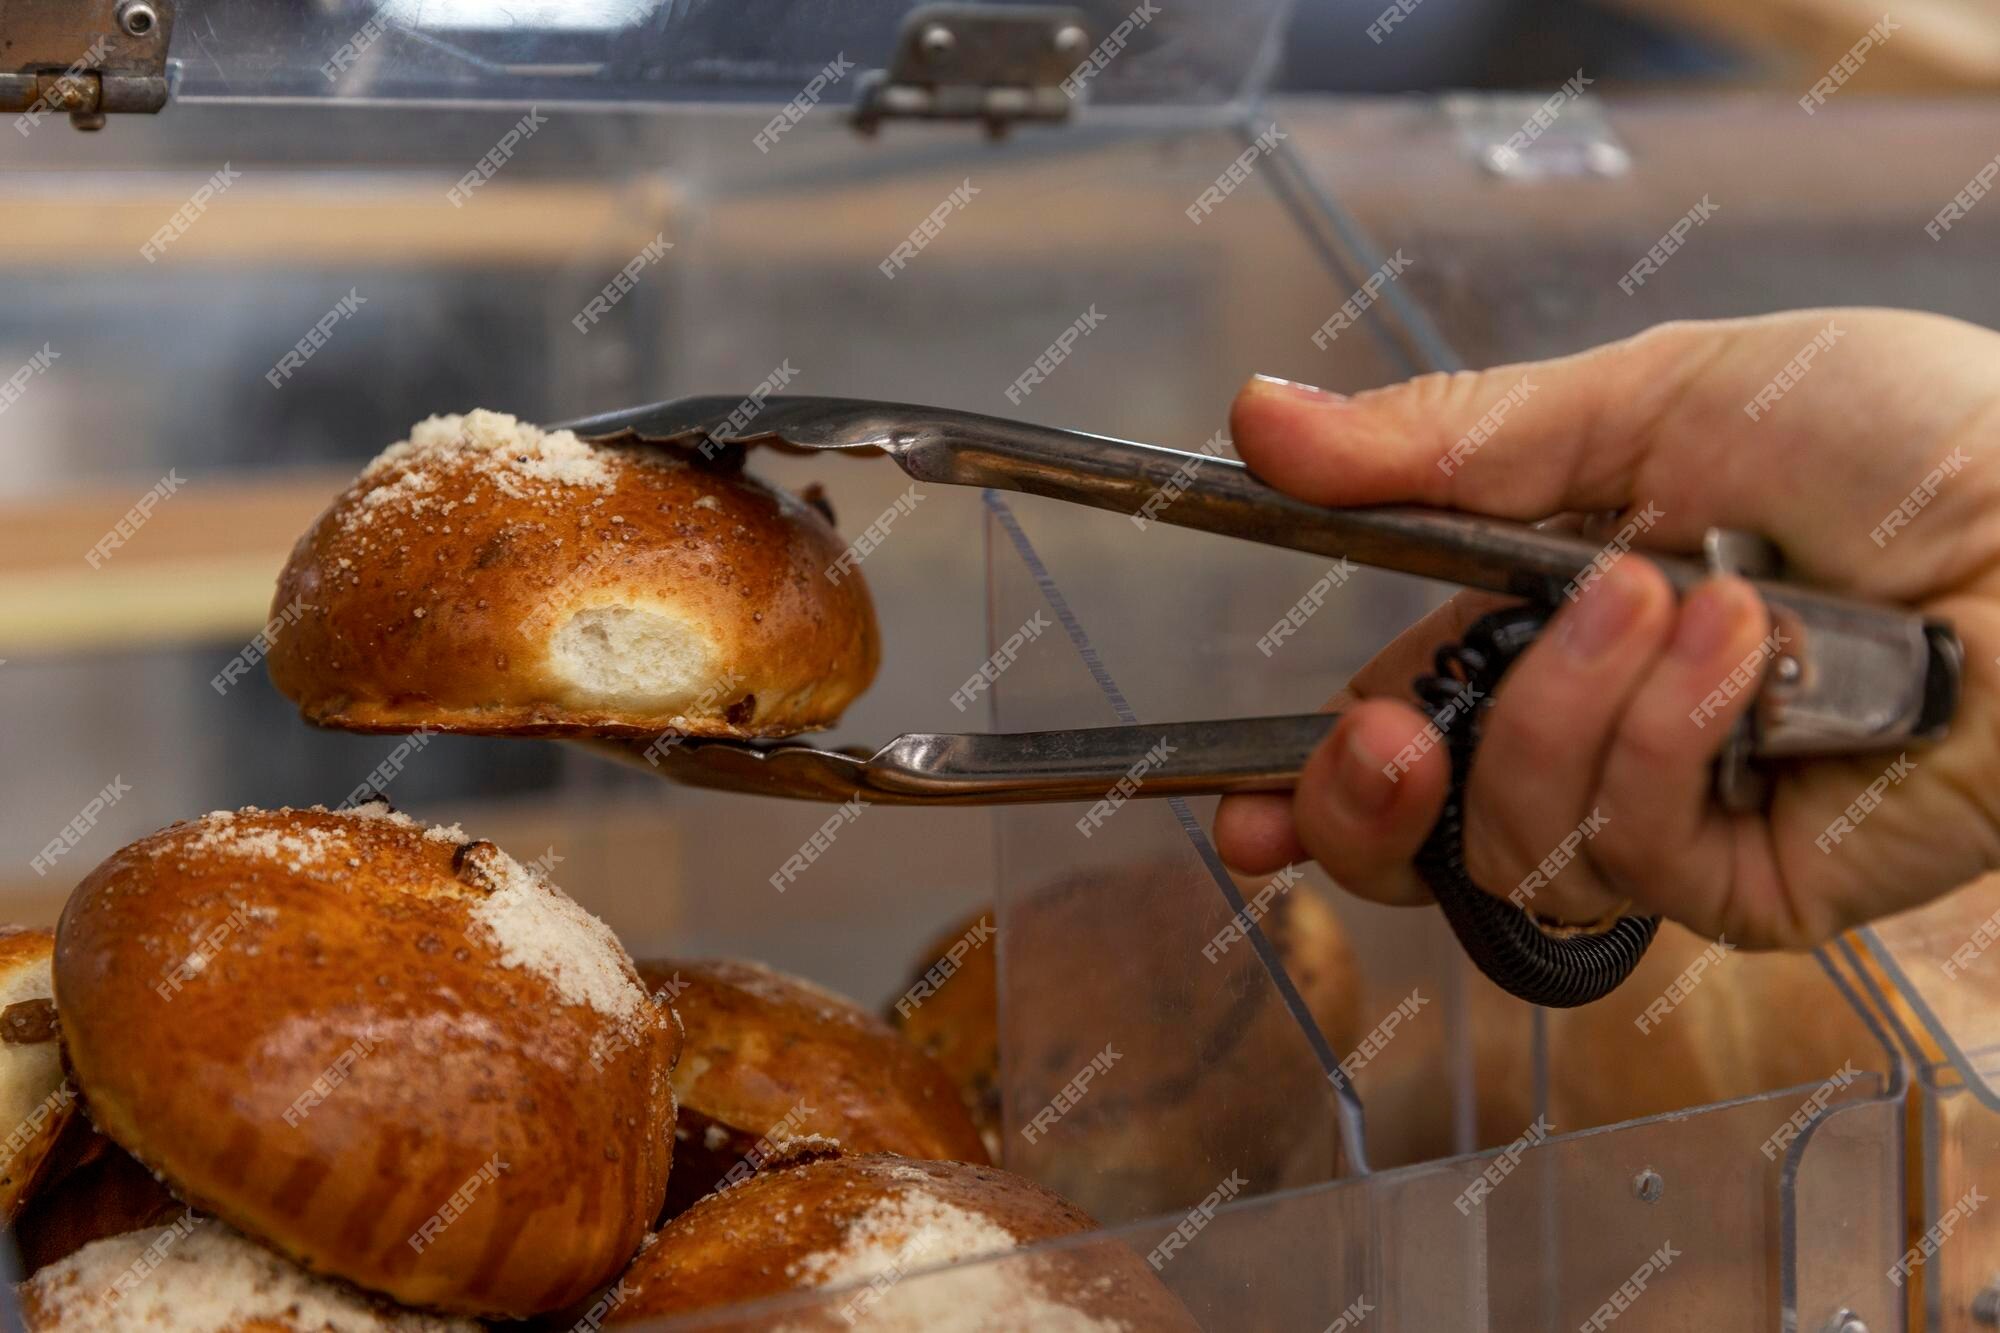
[1412,603,1659,1007]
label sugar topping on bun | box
[606,1152,1198,1330]
[20,1221,480,1331]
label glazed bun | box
[605,1152,1198,1330]
[268,410,878,739]
[0,927,76,1219]
[53,804,677,1317]
[20,1222,479,1331]
[639,959,987,1218]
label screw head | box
[1633,1169,1664,1203]
[1053,24,1089,56]
[1775,655,1803,685]
[117,1,159,37]
[917,24,956,60]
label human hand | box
[1214,309,2000,949]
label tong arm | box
[884,407,1959,761]
[590,714,1340,806]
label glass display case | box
[7,4,2000,1328]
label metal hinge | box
[853,3,1091,137]
[0,0,175,131]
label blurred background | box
[8,0,2000,1325]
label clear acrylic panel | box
[1275,96,2000,370]
[1914,1078,2000,1331]
[1863,876,2000,1112]
[162,0,1289,109]
[962,413,1908,1328]
[612,1075,1901,1330]
[0,103,1416,972]
[982,490,1359,1224]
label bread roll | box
[638,959,987,1219]
[1358,921,1883,1169]
[268,410,878,739]
[889,871,1365,1207]
[53,803,677,1317]
[19,1221,480,1331]
[604,1151,1198,1330]
[884,913,1003,1159]
[0,927,76,1220]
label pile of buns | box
[7,802,1197,1329]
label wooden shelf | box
[0,469,350,656]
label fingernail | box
[1338,726,1399,816]
[1559,565,1645,662]
[1251,373,1346,404]
[1673,578,1747,662]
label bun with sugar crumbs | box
[19,1220,482,1331]
[0,927,76,1220]
[602,1151,1199,1331]
[52,802,678,1318]
[634,959,988,1219]
[268,409,879,739]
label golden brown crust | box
[0,926,57,975]
[267,411,878,739]
[887,876,1364,1198]
[607,1153,1198,1330]
[638,960,988,1218]
[0,927,75,1221]
[1260,885,1366,1054]
[53,806,677,1317]
[884,915,1002,1156]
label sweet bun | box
[889,872,1365,1204]
[604,1151,1199,1330]
[19,1221,480,1331]
[1358,921,1881,1169]
[884,914,1002,1158]
[53,803,678,1317]
[638,959,988,1218]
[1263,883,1368,1055]
[268,409,878,739]
[0,927,76,1219]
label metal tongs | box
[553,396,1962,1005]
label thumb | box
[1231,322,1746,536]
